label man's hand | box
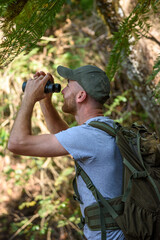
[24,72,53,103]
[34,71,54,104]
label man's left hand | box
[24,73,52,103]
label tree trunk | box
[96,0,160,136]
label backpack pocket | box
[116,199,158,240]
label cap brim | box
[57,65,73,79]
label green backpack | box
[73,121,160,240]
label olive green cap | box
[57,65,110,104]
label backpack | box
[73,121,160,240]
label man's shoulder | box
[55,124,85,138]
[85,116,114,127]
[56,116,114,137]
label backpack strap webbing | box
[89,121,117,137]
[73,161,122,240]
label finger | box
[38,75,44,80]
[33,72,40,78]
[39,71,46,76]
[33,71,46,78]
[42,74,51,85]
[47,73,54,82]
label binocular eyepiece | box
[22,80,61,93]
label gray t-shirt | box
[55,116,124,240]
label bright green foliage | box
[0,0,65,67]
[106,0,160,81]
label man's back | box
[55,116,124,240]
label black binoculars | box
[22,80,61,93]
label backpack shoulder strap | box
[88,121,117,137]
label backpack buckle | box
[87,181,95,191]
[76,165,81,176]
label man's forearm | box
[8,96,34,148]
[40,100,69,134]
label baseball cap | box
[57,65,110,104]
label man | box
[8,65,124,240]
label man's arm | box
[40,99,68,134]
[36,71,69,134]
[8,73,69,157]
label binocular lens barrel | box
[22,81,61,93]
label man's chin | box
[62,105,76,115]
[62,104,70,114]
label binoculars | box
[22,80,61,93]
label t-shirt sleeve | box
[55,125,96,161]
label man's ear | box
[76,91,87,103]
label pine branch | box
[0,0,65,67]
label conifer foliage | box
[0,0,65,67]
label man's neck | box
[75,109,104,125]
